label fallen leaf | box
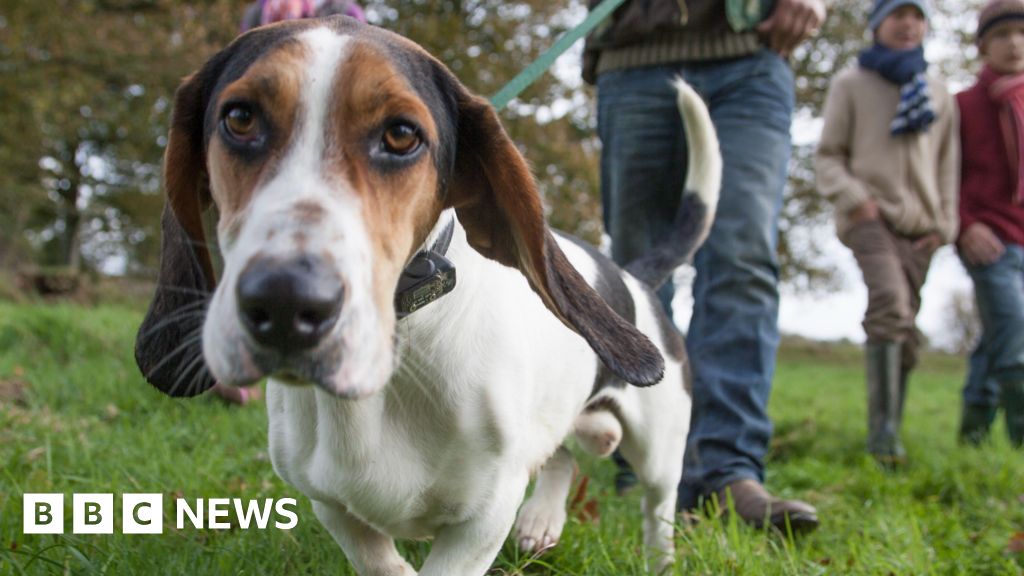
[1006,532,1024,555]
[103,403,120,421]
[226,477,248,493]
[580,497,600,523]
[567,475,600,524]
[25,446,45,462]
[568,474,589,511]
[0,377,29,406]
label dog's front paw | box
[513,499,567,554]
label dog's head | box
[135,16,664,399]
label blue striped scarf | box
[858,44,936,135]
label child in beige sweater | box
[815,0,959,466]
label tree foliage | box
[0,0,986,287]
[0,0,244,273]
[361,0,603,241]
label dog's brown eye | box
[223,105,258,141]
[382,123,421,155]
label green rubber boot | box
[866,341,906,467]
[1001,379,1024,448]
[958,404,997,445]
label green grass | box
[0,302,1021,575]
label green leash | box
[489,0,627,110]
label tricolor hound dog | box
[136,16,720,575]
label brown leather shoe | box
[715,479,819,535]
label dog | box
[135,16,720,575]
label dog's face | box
[136,17,664,399]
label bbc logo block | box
[73,493,114,534]
[123,493,163,534]
[24,493,162,535]
[23,494,64,534]
[23,493,296,534]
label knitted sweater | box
[956,69,1024,246]
[583,0,771,84]
[815,67,960,243]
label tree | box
[945,288,981,354]
[0,0,246,273]
[0,0,986,284]
[362,0,604,241]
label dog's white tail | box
[624,78,721,290]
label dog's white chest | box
[265,379,506,538]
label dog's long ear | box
[445,89,664,386]
[135,72,217,397]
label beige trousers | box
[845,219,935,371]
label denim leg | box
[965,245,1024,388]
[963,342,999,408]
[678,51,794,508]
[598,66,690,319]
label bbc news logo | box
[23,494,298,534]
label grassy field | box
[0,301,1021,575]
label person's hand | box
[757,0,826,58]
[958,223,1005,266]
[848,198,880,225]
[912,232,943,255]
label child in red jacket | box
[957,0,1024,447]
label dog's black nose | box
[236,255,343,352]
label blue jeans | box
[961,244,1024,407]
[597,50,794,509]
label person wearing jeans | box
[960,248,1024,446]
[585,0,824,533]
[956,0,1024,447]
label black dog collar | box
[394,219,457,318]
